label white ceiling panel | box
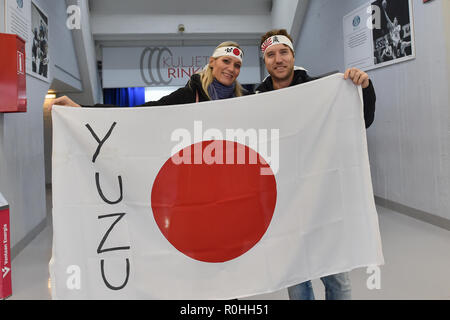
[90,0,273,15]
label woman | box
[52,41,247,108]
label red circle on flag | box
[233,48,241,56]
[151,140,277,263]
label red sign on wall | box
[0,203,12,299]
[0,33,27,113]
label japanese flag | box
[50,74,383,299]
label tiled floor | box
[8,199,450,300]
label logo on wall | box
[140,47,173,86]
[353,15,361,27]
[2,267,10,279]
[139,47,207,86]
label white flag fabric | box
[50,74,384,300]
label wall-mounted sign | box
[29,0,50,82]
[5,0,50,82]
[0,192,11,299]
[102,46,260,88]
[5,0,30,42]
[344,0,415,71]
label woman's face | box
[209,56,242,86]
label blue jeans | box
[288,272,352,300]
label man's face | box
[264,44,295,83]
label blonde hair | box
[197,41,244,99]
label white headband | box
[261,35,294,56]
[211,46,244,62]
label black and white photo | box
[30,0,49,82]
[373,0,414,65]
[343,0,415,71]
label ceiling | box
[89,0,273,16]
[88,0,276,47]
[65,0,308,103]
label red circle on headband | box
[233,48,241,56]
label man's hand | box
[344,68,370,89]
[50,96,81,109]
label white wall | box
[65,0,102,105]
[92,14,271,36]
[0,0,4,34]
[271,0,309,46]
[294,0,450,220]
[102,45,261,88]
[0,0,82,255]
[272,0,299,38]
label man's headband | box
[261,35,294,56]
[212,46,244,62]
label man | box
[381,38,395,62]
[256,29,376,300]
[381,0,411,58]
[31,28,39,73]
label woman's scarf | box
[208,79,236,100]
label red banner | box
[0,206,12,299]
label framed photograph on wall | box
[344,0,415,71]
[29,0,50,82]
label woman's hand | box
[51,96,81,109]
[344,68,370,89]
